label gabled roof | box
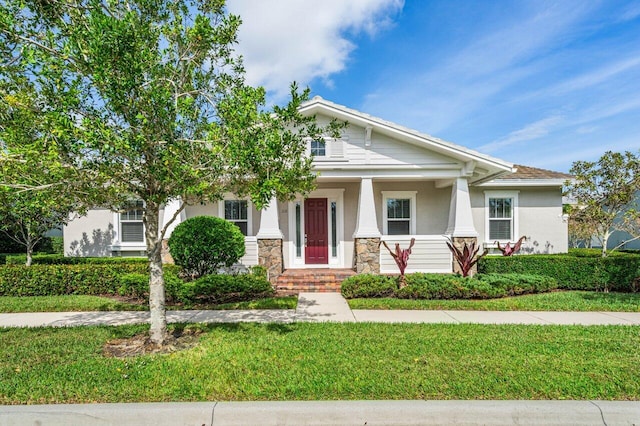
[299,96,516,183]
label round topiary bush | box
[168,216,245,279]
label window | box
[120,200,144,242]
[224,200,248,236]
[485,191,519,242]
[382,191,417,235]
[310,139,326,157]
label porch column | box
[353,178,381,274]
[445,177,480,275]
[160,198,186,264]
[256,197,283,282]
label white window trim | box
[112,207,146,252]
[382,191,417,235]
[287,188,345,268]
[218,195,253,237]
[484,190,519,245]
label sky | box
[226,0,640,172]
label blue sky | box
[227,0,640,172]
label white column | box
[353,178,381,238]
[161,198,186,238]
[446,177,478,237]
[256,197,283,239]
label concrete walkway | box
[1,400,639,425]
[1,292,640,327]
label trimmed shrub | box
[0,263,184,298]
[0,263,149,296]
[478,252,640,292]
[341,274,397,298]
[118,273,149,299]
[5,254,148,265]
[168,216,245,279]
[177,272,273,305]
[342,272,557,300]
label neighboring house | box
[63,97,571,278]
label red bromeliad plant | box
[446,237,488,277]
[380,238,415,288]
[496,236,527,256]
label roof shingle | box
[499,165,572,180]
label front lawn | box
[347,291,640,312]
[0,296,297,313]
[0,323,638,403]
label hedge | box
[177,272,274,305]
[5,254,148,265]
[0,263,150,296]
[478,252,640,292]
[341,273,558,300]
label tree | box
[0,80,83,265]
[566,151,640,257]
[0,0,338,345]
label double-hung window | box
[224,200,249,236]
[485,191,519,242]
[310,139,326,157]
[382,191,417,235]
[120,200,144,242]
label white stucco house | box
[63,97,571,282]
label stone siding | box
[354,237,381,274]
[451,236,479,275]
[258,238,283,282]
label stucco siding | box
[471,187,568,254]
[374,181,450,236]
[63,209,115,257]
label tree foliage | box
[0,0,339,344]
[565,151,640,257]
[0,78,83,265]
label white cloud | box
[226,0,403,99]
[479,116,565,153]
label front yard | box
[1,323,638,403]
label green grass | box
[0,295,146,313]
[0,323,638,403]
[0,296,297,313]
[347,291,640,312]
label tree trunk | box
[144,201,167,346]
[601,232,609,258]
[25,239,33,266]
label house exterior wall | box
[63,209,116,256]
[316,114,459,168]
[374,181,450,236]
[470,186,568,254]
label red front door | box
[304,198,328,264]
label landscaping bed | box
[347,290,640,311]
[0,323,638,403]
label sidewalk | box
[1,400,639,425]
[1,293,639,327]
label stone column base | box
[161,239,174,264]
[258,238,283,282]
[354,237,381,274]
[451,236,479,275]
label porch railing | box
[380,235,452,274]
